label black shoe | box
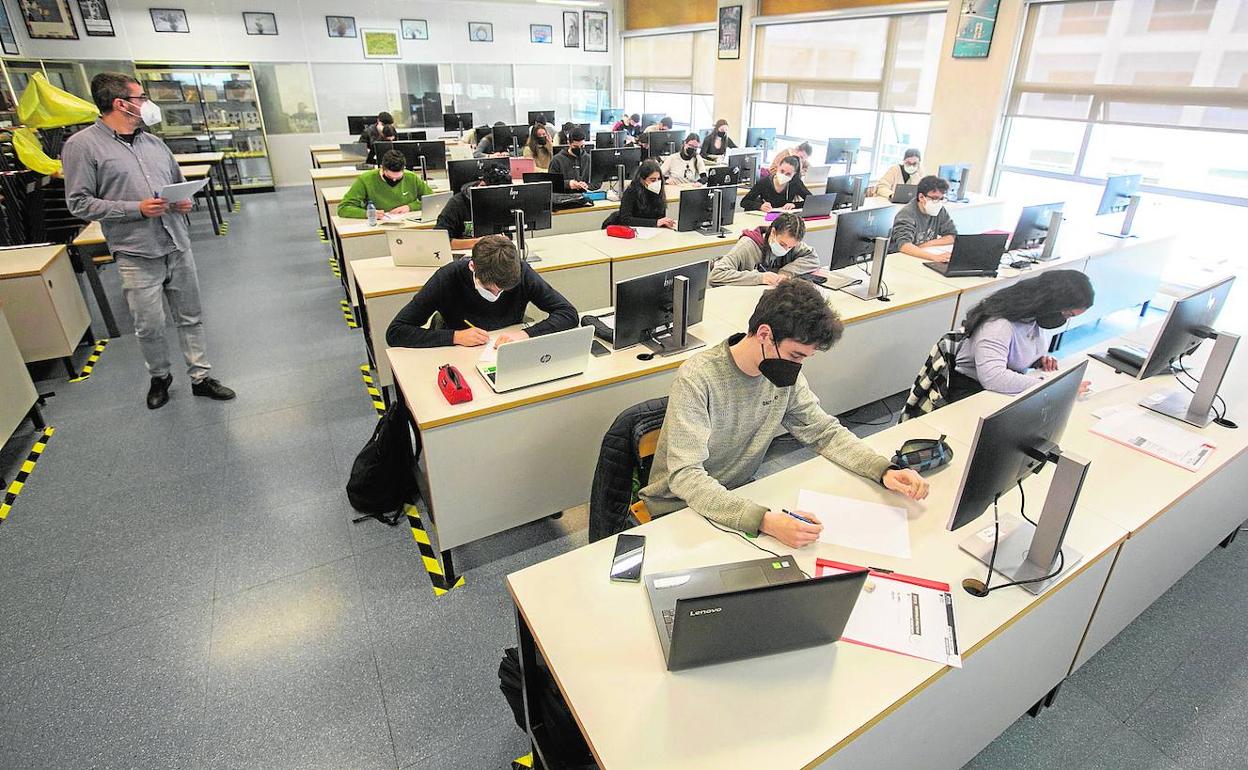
[146,374,173,410]
[191,377,236,401]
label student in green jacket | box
[337,149,435,219]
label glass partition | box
[253,62,319,134]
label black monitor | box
[443,112,474,132]
[1096,174,1142,215]
[590,146,643,188]
[347,114,374,134]
[1133,276,1234,381]
[469,182,553,261]
[830,206,896,270]
[824,138,861,166]
[706,167,739,187]
[646,130,683,159]
[600,108,624,125]
[642,112,665,128]
[373,140,447,175]
[938,163,972,202]
[392,130,427,141]
[1008,202,1064,251]
[595,131,627,149]
[725,151,760,185]
[447,157,511,192]
[528,110,556,126]
[825,173,871,211]
[613,260,710,355]
[522,171,565,188]
[492,124,531,154]
[677,187,736,236]
[745,127,776,152]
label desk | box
[0,245,93,377]
[508,418,1127,769]
[174,151,234,213]
[311,167,365,233]
[180,164,223,236]
[0,303,41,455]
[69,221,120,338]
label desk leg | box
[27,404,44,431]
[1220,528,1239,548]
[84,260,120,338]
[208,178,224,235]
[516,606,551,770]
[62,357,79,379]
[219,159,236,212]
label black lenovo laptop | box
[890,184,917,204]
[644,556,867,671]
[924,233,1010,278]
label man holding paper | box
[639,281,929,548]
[63,72,234,409]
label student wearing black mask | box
[337,150,435,219]
[548,127,593,191]
[523,124,554,169]
[601,159,677,229]
[701,119,736,160]
[660,133,708,184]
[951,269,1094,401]
[638,280,929,547]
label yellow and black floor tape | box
[329,257,341,278]
[233,201,241,213]
[340,299,358,329]
[511,754,534,769]
[319,227,330,243]
[0,427,54,522]
[68,338,110,383]
[405,502,465,596]
[359,364,385,418]
[218,221,231,236]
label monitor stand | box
[1141,329,1238,428]
[1099,195,1141,239]
[960,445,1088,595]
[840,236,890,301]
[643,275,705,357]
[512,210,541,263]
[695,190,727,238]
[1034,210,1063,261]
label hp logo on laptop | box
[539,354,552,363]
[509,188,519,199]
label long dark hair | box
[963,269,1095,336]
[527,124,548,152]
[630,159,664,198]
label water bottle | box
[366,201,377,226]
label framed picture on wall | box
[562,11,579,48]
[401,19,428,40]
[583,10,606,53]
[361,28,400,59]
[718,5,741,60]
[326,15,356,38]
[19,0,78,40]
[468,22,492,43]
[77,0,115,37]
[952,0,1000,59]
[242,12,277,36]
[150,8,189,33]
[530,24,552,44]
[0,1,21,53]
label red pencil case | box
[606,224,636,239]
[437,364,473,405]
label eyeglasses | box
[120,95,151,104]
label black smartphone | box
[591,339,612,357]
[609,534,646,582]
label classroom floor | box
[0,188,1242,769]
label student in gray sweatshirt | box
[710,212,821,286]
[888,175,958,261]
[639,281,930,548]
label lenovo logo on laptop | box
[689,607,722,617]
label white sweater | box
[661,151,708,184]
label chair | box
[628,427,662,524]
[587,397,668,542]
[901,330,964,421]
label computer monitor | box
[600,108,625,125]
[492,124,531,154]
[725,151,760,186]
[528,110,556,127]
[745,127,776,152]
[447,157,511,192]
[443,112,474,133]
[522,172,564,187]
[829,206,896,271]
[373,140,447,176]
[949,362,1090,595]
[1008,202,1065,252]
[1096,174,1142,216]
[824,138,861,168]
[469,182,553,262]
[347,115,374,134]
[824,173,871,211]
[706,167,739,187]
[642,112,665,128]
[1132,276,1235,382]
[595,131,627,149]
[613,260,710,356]
[677,187,736,237]
[589,146,643,189]
[645,130,683,159]
[938,163,972,202]
[392,130,427,142]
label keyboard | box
[661,608,675,639]
[1106,345,1146,369]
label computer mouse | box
[1010,260,1032,270]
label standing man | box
[63,72,235,409]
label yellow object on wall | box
[626,0,716,30]
[17,72,100,129]
[12,127,61,175]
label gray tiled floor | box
[0,187,1242,769]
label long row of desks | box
[507,334,1248,769]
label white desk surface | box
[173,151,224,164]
[310,166,365,183]
[507,419,1127,770]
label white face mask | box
[644,180,662,195]
[903,162,919,174]
[473,277,501,303]
[138,100,163,126]
[923,197,944,216]
[774,172,793,188]
[769,237,789,257]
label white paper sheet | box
[158,178,209,202]
[797,490,911,559]
[1090,409,1216,471]
[1091,403,1143,421]
[477,335,502,364]
[1081,363,1133,396]
[631,227,661,240]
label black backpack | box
[498,648,596,768]
[346,401,419,525]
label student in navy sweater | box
[385,235,579,349]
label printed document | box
[1090,409,1216,471]
[158,178,209,202]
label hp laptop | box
[476,325,594,393]
[389,229,453,268]
[890,184,917,204]
[645,556,868,671]
[418,191,452,223]
[924,233,1009,278]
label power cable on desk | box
[966,493,1067,596]
[701,515,811,579]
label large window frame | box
[623,28,716,134]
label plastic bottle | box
[366,201,377,226]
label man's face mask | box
[383,172,403,186]
[759,337,801,388]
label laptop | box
[804,164,833,189]
[799,193,836,220]
[339,142,368,160]
[923,233,1009,278]
[389,229,453,268]
[645,556,868,671]
[890,184,917,204]
[510,157,536,180]
[476,325,594,393]
[419,191,452,223]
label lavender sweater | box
[954,318,1049,394]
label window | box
[749,12,944,177]
[624,30,716,133]
[254,63,319,135]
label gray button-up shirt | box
[62,119,189,258]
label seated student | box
[385,234,579,349]
[643,116,674,134]
[435,164,514,250]
[873,148,923,200]
[556,121,574,145]
[741,155,811,212]
[601,160,677,230]
[951,270,1094,401]
[888,175,957,261]
[548,128,592,192]
[701,119,736,160]
[473,121,511,158]
[660,133,708,185]
[337,150,435,219]
[523,124,554,170]
[710,212,819,287]
[768,142,812,177]
[358,111,396,147]
[612,113,642,141]
[638,280,929,547]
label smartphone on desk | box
[609,534,646,582]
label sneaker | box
[146,374,173,410]
[191,377,236,401]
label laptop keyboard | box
[661,609,675,639]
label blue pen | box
[782,508,816,525]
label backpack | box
[902,330,965,421]
[498,648,596,768]
[345,401,419,525]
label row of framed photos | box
[327,11,607,51]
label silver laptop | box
[339,142,368,159]
[476,325,594,393]
[419,191,452,222]
[389,229,453,268]
[804,164,833,189]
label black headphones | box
[891,435,954,474]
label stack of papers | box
[1090,409,1216,471]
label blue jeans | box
[115,249,212,382]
